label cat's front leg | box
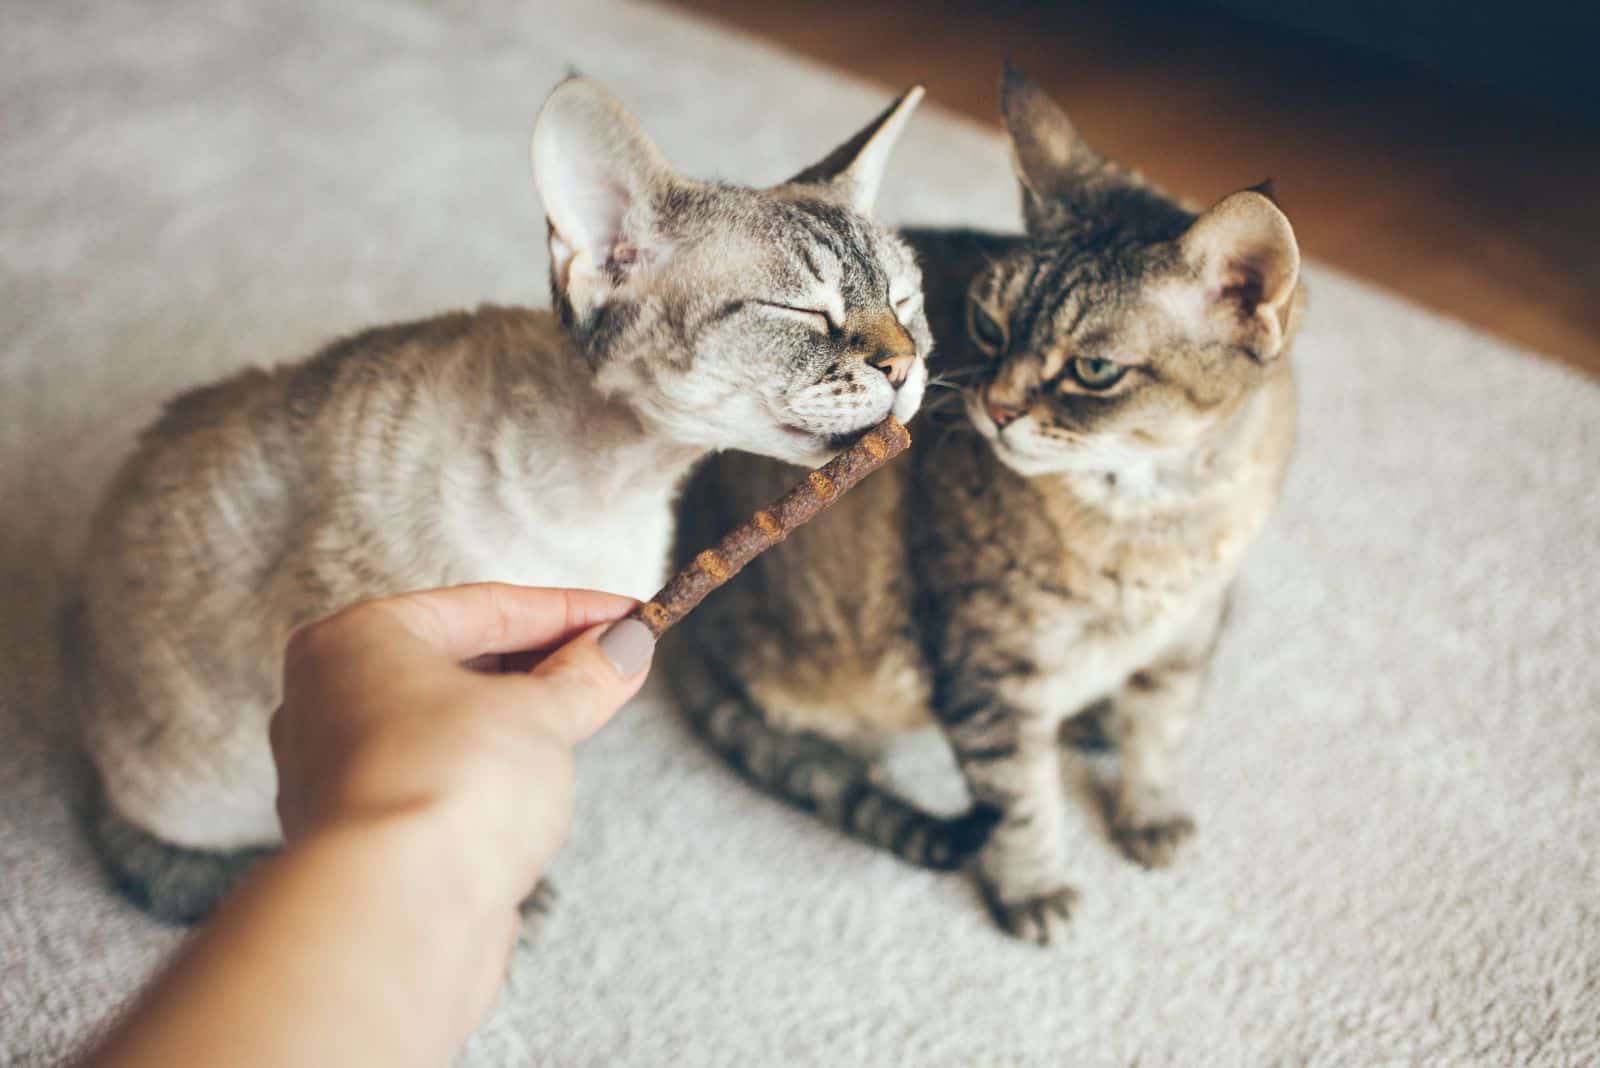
[1107,661,1204,869]
[942,701,1076,945]
[1105,594,1228,868]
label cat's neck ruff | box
[409,314,709,599]
[492,323,708,501]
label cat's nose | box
[850,310,917,389]
[987,400,1024,428]
[871,351,916,388]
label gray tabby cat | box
[667,65,1302,944]
[70,77,932,924]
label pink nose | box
[988,400,1023,428]
[872,352,916,389]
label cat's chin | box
[987,442,1063,478]
[762,421,883,467]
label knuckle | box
[292,615,338,653]
[283,619,326,666]
[286,601,373,666]
[267,704,286,747]
[484,586,517,650]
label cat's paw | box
[516,877,559,946]
[984,884,1079,946]
[1113,812,1196,869]
[919,804,1003,870]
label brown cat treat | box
[630,415,911,638]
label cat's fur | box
[69,77,933,923]
[666,66,1302,944]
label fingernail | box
[598,618,655,678]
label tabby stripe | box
[937,698,990,727]
[837,779,876,830]
[797,242,827,286]
[793,204,850,265]
[956,743,1020,763]
[699,300,747,333]
[890,816,926,858]
[936,695,1022,731]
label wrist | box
[297,802,519,926]
[89,807,522,1068]
[286,812,522,1049]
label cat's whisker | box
[919,391,971,415]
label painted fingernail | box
[598,618,655,678]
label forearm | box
[85,815,513,1068]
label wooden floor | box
[672,0,1600,376]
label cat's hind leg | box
[668,650,996,871]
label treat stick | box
[630,415,912,638]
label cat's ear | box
[1178,190,1301,360]
[787,86,924,214]
[532,77,679,321]
[999,61,1107,229]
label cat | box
[68,76,933,924]
[666,64,1302,944]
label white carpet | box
[2,1,1597,1064]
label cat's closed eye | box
[893,291,923,324]
[968,300,1006,354]
[757,302,838,334]
[1065,356,1129,391]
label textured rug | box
[2,1,1597,1065]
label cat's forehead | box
[714,188,900,284]
[991,246,1254,397]
[993,241,1162,349]
[666,185,909,305]
[768,197,906,290]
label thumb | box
[523,618,655,742]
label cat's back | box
[84,359,304,611]
[86,304,559,583]
[76,303,572,681]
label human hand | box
[85,585,656,1068]
[271,583,655,918]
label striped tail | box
[671,652,998,871]
[66,601,272,926]
[90,797,271,925]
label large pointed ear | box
[999,62,1107,228]
[788,86,924,214]
[1178,190,1301,360]
[532,77,678,324]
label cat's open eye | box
[1067,356,1129,391]
[968,300,1006,355]
[758,302,836,334]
